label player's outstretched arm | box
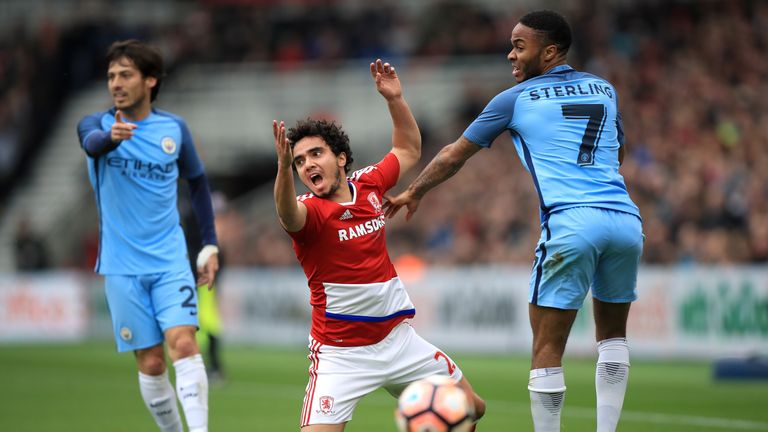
[383,135,481,221]
[370,59,421,180]
[273,120,307,232]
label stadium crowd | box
[4,0,768,268]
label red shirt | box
[288,153,415,346]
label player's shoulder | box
[296,192,316,203]
[78,108,114,125]
[348,164,378,183]
[152,108,190,128]
[560,68,615,87]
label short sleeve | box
[462,88,520,148]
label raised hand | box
[110,110,137,143]
[273,119,292,170]
[370,59,402,101]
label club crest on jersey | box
[161,136,177,154]
[367,192,382,213]
[120,326,133,341]
[318,396,335,415]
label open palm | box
[370,59,402,100]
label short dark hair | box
[106,39,165,102]
[519,10,572,55]
[287,119,354,173]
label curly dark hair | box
[287,118,354,174]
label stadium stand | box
[0,0,767,270]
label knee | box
[136,349,166,375]
[472,394,486,420]
[167,331,199,360]
[169,335,198,361]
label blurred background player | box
[384,10,642,432]
[185,191,229,385]
[76,39,220,432]
[273,59,485,431]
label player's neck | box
[121,103,152,122]
[329,181,353,203]
[541,59,568,75]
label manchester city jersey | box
[77,108,205,275]
[463,65,640,219]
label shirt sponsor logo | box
[106,157,174,181]
[338,215,385,242]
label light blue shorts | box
[104,269,198,352]
[529,207,643,310]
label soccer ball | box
[395,375,475,432]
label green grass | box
[1,343,767,431]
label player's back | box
[465,65,640,219]
[512,66,639,217]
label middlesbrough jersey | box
[288,152,415,347]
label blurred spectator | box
[6,0,768,267]
[14,217,49,271]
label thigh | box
[592,211,643,303]
[300,339,383,428]
[104,275,163,352]
[383,323,464,397]
[151,269,199,333]
[529,208,599,310]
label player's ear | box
[145,76,158,90]
[337,152,347,168]
[543,44,558,61]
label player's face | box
[292,136,347,199]
[507,23,548,83]
[107,57,156,112]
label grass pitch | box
[1,343,766,431]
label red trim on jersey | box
[301,340,322,427]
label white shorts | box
[300,321,464,427]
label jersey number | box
[561,104,607,166]
[179,286,197,316]
[434,351,456,375]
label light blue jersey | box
[464,64,639,219]
[77,108,205,275]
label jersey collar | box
[545,64,574,75]
[338,181,357,206]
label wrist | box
[196,244,219,269]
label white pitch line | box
[219,381,768,431]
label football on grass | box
[395,375,474,432]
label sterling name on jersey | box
[463,64,640,219]
[288,153,415,347]
[77,108,205,275]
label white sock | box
[596,338,630,432]
[138,370,183,432]
[174,354,209,432]
[528,367,566,432]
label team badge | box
[367,192,382,213]
[120,326,133,341]
[318,396,335,415]
[161,136,177,154]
